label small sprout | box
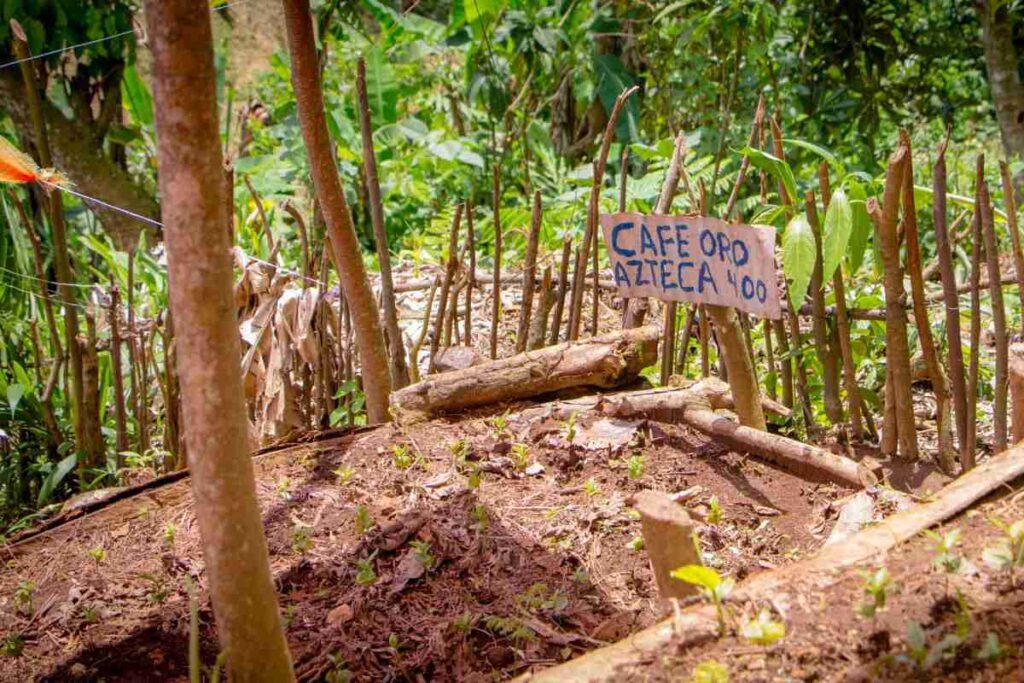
[163,522,177,548]
[88,547,106,564]
[392,444,414,470]
[953,589,972,639]
[466,465,482,490]
[562,412,578,442]
[691,659,729,683]
[275,477,292,500]
[626,454,645,480]
[706,496,723,524]
[626,536,645,552]
[483,615,535,642]
[282,603,297,629]
[671,565,733,635]
[291,525,313,555]
[571,568,590,585]
[387,632,402,659]
[739,608,786,647]
[79,603,99,624]
[898,621,961,671]
[856,567,891,619]
[452,612,474,633]
[976,632,1007,662]
[140,573,169,604]
[325,652,353,683]
[490,410,511,439]
[354,559,378,586]
[13,581,35,616]
[511,443,530,472]
[1,634,24,658]
[447,439,470,464]
[410,540,436,570]
[982,517,1024,583]
[333,465,354,485]
[470,505,489,531]
[354,504,374,536]
[926,528,964,575]
[583,478,601,497]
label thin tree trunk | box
[661,303,677,385]
[967,204,983,468]
[465,199,476,347]
[146,2,295,676]
[676,304,697,376]
[762,318,777,402]
[978,162,1009,452]
[568,86,639,339]
[80,312,103,470]
[772,318,794,410]
[243,174,277,262]
[870,138,918,460]
[548,237,572,346]
[429,205,463,372]
[490,167,502,359]
[787,307,814,429]
[934,138,970,468]
[356,56,409,388]
[516,191,542,353]
[409,276,439,385]
[528,266,554,350]
[11,30,86,455]
[900,132,955,471]
[110,283,129,460]
[1000,161,1024,337]
[977,0,1024,165]
[804,190,843,424]
[283,0,392,423]
[699,305,710,378]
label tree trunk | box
[283,0,392,423]
[805,191,843,425]
[490,167,503,359]
[977,0,1024,165]
[392,326,659,422]
[145,0,295,679]
[978,164,1009,452]
[356,56,409,389]
[516,191,542,353]
[109,284,130,460]
[706,305,767,431]
[870,138,918,460]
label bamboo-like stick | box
[109,282,130,460]
[429,205,463,374]
[804,190,843,424]
[979,163,1008,452]
[967,190,983,468]
[490,168,502,359]
[465,199,476,347]
[548,237,572,346]
[409,276,440,385]
[516,191,543,353]
[1000,161,1024,338]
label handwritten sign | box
[600,213,781,319]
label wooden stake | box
[528,266,554,350]
[772,318,794,410]
[465,199,476,347]
[631,491,702,601]
[1010,343,1024,443]
[967,195,984,468]
[1000,162,1024,337]
[978,162,1009,452]
[429,204,463,374]
[109,283,130,460]
[548,237,572,346]
[805,190,843,425]
[490,167,502,359]
[516,191,542,353]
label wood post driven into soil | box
[631,491,702,601]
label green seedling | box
[139,572,169,604]
[562,412,578,443]
[626,536,645,552]
[291,525,313,555]
[926,528,966,583]
[707,496,723,524]
[626,454,645,480]
[354,504,374,536]
[490,410,511,439]
[354,558,378,586]
[275,477,292,500]
[13,581,34,616]
[518,583,568,614]
[470,505,489,531]
[483,614,535,642]
[325,652,353,683]
[452,612,474,633]
[583,478,601,497]
[333,465,354,485]
[447,439,470,465]
[740,608,786,647]
[982,517,1024,584]
[671,565,734,635]
[392,444,414,470]
[976,632,1007,662]
[511,443,530,472]
[79,603,99,624]
[691,659,729,683]
[88,546,106,564]
[856,567,891,618]
[897,621,960,671]
[410,540,436,570]
[163,522,177,548]
[1,634,24,658]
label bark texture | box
[977,0,1024,164]
[145,0,295,679]
[283,0,392,422]
[392,326,659,422]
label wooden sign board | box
[600,212,782,319]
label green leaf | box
[37,453,77,507]
[362,47,398,125]
[783,138,844,174]
[845,180,871,275]
[821,189,852,282]
[428,140,484,168]
[594,54,639,144]
[740,147,797,205]
[670,564,721,591]
[6,383,24,416]
[782,215,816,307]
[122,66,153,126]
[740,609,787,646]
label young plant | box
[391,444,414,471]
[897,621,961,671]
[976,632,1007,662]
[13,581,34,616]
[626,454,645,480]
[626,536,645,552]
[354,504,374,537]
[691,659,729,683]
[275,477,292,500]
[982,518,1024,584]
[926,528,966,592]
[583,477,601,497]
[856,567,891,619]
[1,634,24,658]
[291,525,313,555]
[671,565,734,635]
[139,572,169,604]
[561,412,578,443]
[325,652,353,683]
[163,522,177,548]
[333,465,354,485]
[470,505,489,531]
[410,540,436,570]
[354,558,378,586]
[88,546,106,564]
[740,608,787,647]
[510,443,530,472]
[490,410,511,440]
[706,496,723,524]
[447,438,470,465]
[79,603,100,624]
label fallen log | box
[391,326,660,422]
[520,440,1024,682]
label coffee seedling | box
[671,565,734,635]
[740,608,787,647]
[13,581,34,616]
[897,621,961,671]
[392,444,414,470]
[982,517,1024,584]
[354,558,378,586]
[354,504,374,536]
[626,454,645,480]
[856,567,891,618]
[510,443,530,472]
[707,496,723,524]
[691,659,729,683]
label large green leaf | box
[594,54,639,144]
[122,65,153,126]
[670,564,721,591]
[37,453,77,507]
[362,47,398,125]
[783,138,844,174]
[6,383,23,416]
[740,147,797,205]
[821,188,852,283]
[845,179,871,275]
[782,214,816,307]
